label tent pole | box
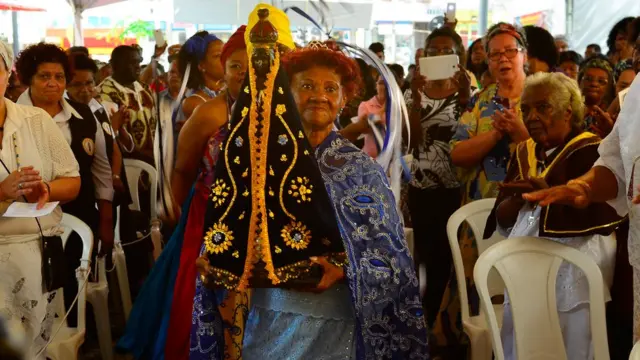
[73,6,85,46]
[11,11,19,58]
[565,0,573,38]
[479,0,489,36]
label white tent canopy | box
[173,0,373,30]
[67,0,127,46]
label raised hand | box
[523,183,590,208]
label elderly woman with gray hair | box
[484,72,623,359]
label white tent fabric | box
[570,0,640,53]
[67,0,127,46]
[173,0,373,30]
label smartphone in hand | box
[446,2,457,22]
[419,55,459,81]
[154,29,166,48]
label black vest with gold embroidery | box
[63,99,99,229]
[484,131,624,239]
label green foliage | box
[120,20,153,41]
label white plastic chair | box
[124,158,162,259]
[631,341,640,360]
[117,159,159,321]
[46,213,94,360]
[474,236,610,360]
[86,256,113,360]
[113,242,133,320]
[446,198,505,360]
[123,158,158,220]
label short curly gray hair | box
[523,72,585,130]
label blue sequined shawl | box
[316,132,428,359]
[190,132,429,359]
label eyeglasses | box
[68,80,95,89]
[488,48,523,61]
[425,48,456,56]
[581,75,608,86]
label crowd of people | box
[0,3,640,360]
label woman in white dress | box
[0,40,80,358]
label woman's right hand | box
[308,256,345,293]
[110,106,130,133]
[522,183,590,208]
[589,105,615,138]
[410,67,426,99]
[196,255,213,288]
[0,166,42,201]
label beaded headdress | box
[200,4,344,291]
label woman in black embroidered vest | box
[15,43,115,327]
[67,53,135,229]
[0,39,81,359]
[486,72,623,359]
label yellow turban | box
[245,3,295,53]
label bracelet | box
[43,181,51,195]
[113,174,121,180]
[567,179,592,199]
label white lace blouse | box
[0,98,80,237]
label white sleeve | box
[92,117,115,201]
[594,123,628,216]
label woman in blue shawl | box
[190,5,428,359]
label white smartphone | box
[419,55,459,81]
[154,29,166,47]
[446,2,457,22]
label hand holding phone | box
[419,55,459,81]
[154,29,166,48]
[444,3,457,29]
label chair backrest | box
[474,236,610,360]
[123,158,158,220]
[631,341,640,360]
[59,213,94,333]
[446,198,504,321]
